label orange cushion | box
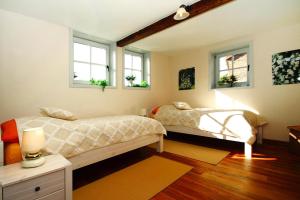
[1,119,19,143]
[151,106,160,115]
[4,142,23,165]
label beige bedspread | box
[154,105,266,144]
[16,115,166,158]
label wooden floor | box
[73,133,300,200]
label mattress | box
[16,115,166,158]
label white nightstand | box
[0,154,72,200]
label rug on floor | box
[73,155,192,200]
[154,139,230,165]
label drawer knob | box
[35,186,41,192]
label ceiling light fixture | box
[174,4,190,21]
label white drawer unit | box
[0,155,72,200]
[37,189,65,200]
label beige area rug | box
[73,156,192,200]
[157,139,230,165]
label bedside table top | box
[0,154,71,187]
[287,125,300,132]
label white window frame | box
[213,46,251,89]
[123,49,151,89]
[69,30,117,88]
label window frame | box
[73,37,110,85]
[123,49,151,89]
[69,30,117,89]
[212,46,251,89]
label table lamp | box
[21,127,46,168]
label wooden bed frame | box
[0,134,164,170]
[164,125,264,159]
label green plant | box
[125,75,136,81]
[217,74,238,87]
[140,80,149,88]
[131,81,150,88]
[125,75,136,86]
[90,79,108,91]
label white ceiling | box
[1,0,300,54]
[0,0,198,41]
[132,0,300,53]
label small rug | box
[73,156,192,200]
[157,139,230,165]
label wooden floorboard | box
[73,133,300,200]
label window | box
[71,35,116,87]
[213,47,250,88]
[124,50,150,88]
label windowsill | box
[70,83,117,89]
[123,86,151,90]
[211,85,253,90]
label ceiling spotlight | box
[174,4,190,21]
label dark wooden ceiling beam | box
[117,0,234,47]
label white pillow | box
[173,102,192,110]
[40,107,77,121]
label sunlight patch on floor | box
[231,153,278,161]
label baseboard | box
[262,139,288,146]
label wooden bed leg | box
[156,135,164,153]
[244,143,252,159]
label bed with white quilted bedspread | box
[16,115,166,158]
[154,105,266,145]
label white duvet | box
[16,115,166,158]
[154,105,266,144]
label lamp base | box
[22,157,46,168]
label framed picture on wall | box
[179,67,195,90]
[272,49,300,85]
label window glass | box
[214,47,250,88]
[91,65,106,80]
[74,62,90,81]
[132,56,142,70]
[125,54,132,68]
[219,55,232,70]
[132,70,142,84]
[233,53,247,68]
[234,68,248,82]
[219,70,232,80]
[72,37,110,85]
[91,47,106,65]
[74,43,90,62]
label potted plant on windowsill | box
[90,79,108,92]
[217,75,238,88]
[131,81,150,88]
[125,75,136,87]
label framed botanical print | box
[272,49,300,85]
[179,67,195,90]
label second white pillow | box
[173,102,192,110]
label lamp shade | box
[174,5,190,21]
[21,127,45,154]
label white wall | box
[0,9,171,121]
[169,23,300,141]
[1,8,299,142]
